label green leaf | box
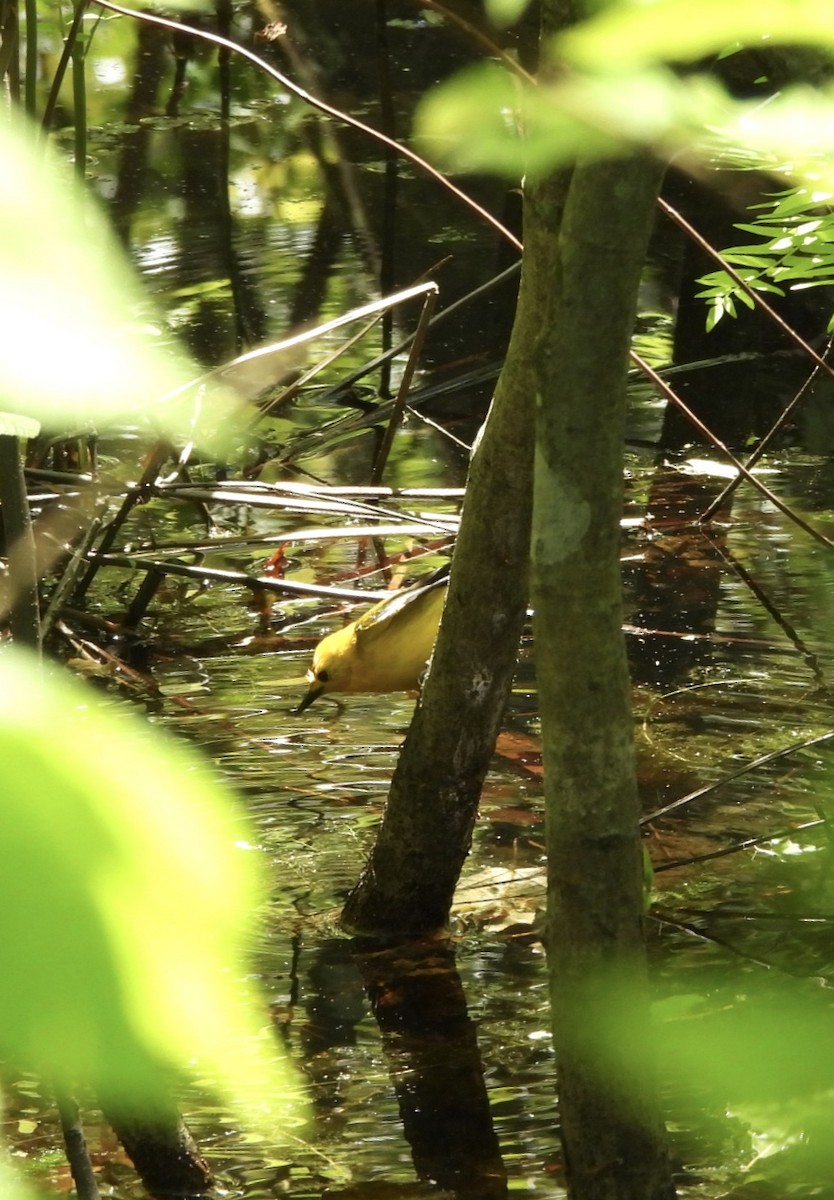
[0,649,299,1125]
[0,413,40,439]
[484,0,532,27]
[0,114,237,449]
[558,0,834,73]
[419,43,834,195]
[416,63,531,177]
[416,62,637,178]
[705,298,726,330]
[770,187,834,217]
[0,1158,32,1200]
[721,253,778,267]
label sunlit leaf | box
[419,38,834,194]
[0,1157,31,1200]
[770,187,834,217]
[416,62,630,178]
[0,413,40,439]
[484,0,533,28]
[558,0,834,72]
[0,649,299,1127]
[417,63,530,175]
[0,114,239,446]
[694,184,834,321]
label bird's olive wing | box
[353,564,450,645]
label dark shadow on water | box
[298,936,509,1200]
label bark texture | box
[341,166,571,937]
[532,151,675,1200]
[105,1105,213,1198]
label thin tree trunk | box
[0,434,42,651]
[55,1089,101,1200]
[104,1104,213,1198]
[532,151,675,1200]
[341,163,571,937]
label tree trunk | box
[0,434,42,651]
[104,1104,213,1198]
[341,162,572,937]
[532,151,675,1200]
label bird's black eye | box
[316,669,330,683]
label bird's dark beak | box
[293,684,323,715]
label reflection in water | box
[357,938,508,1200]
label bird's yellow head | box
[294,625,357,713]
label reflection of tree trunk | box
[532,139,675,1200]
[259,8,381,281]
[177,126,267,359]
[111,15,267,356]
[661,172,775,451]
[357,939,507,1200]
[375,0,397,395]
[289,196,349,328]
[0,0,20,99]
[111,22,170,237]
[626,471,728,689]
[216,0,232,122]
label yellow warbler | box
[295,564,449,712]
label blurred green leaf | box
[0,113,239,446]
[416,62,631,178]
[418,53,834,198]
[417,63,531,175]
[0,414,41,439]
[0,649,299,1127]
[558,0,834,72]
[569,967,834,1182]
[654,982,834,1106]
[484,0,532,28]
[0,1157,32,1200]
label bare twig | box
[653,818,826,873]
[701,332,834,522]
[630,350,834,552]
[371,285,439,484]
[641,728,834,825]
[90,554,404,603]
[42,0,88,132]
[702,530,826,688]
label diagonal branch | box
[631,350,834,552]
